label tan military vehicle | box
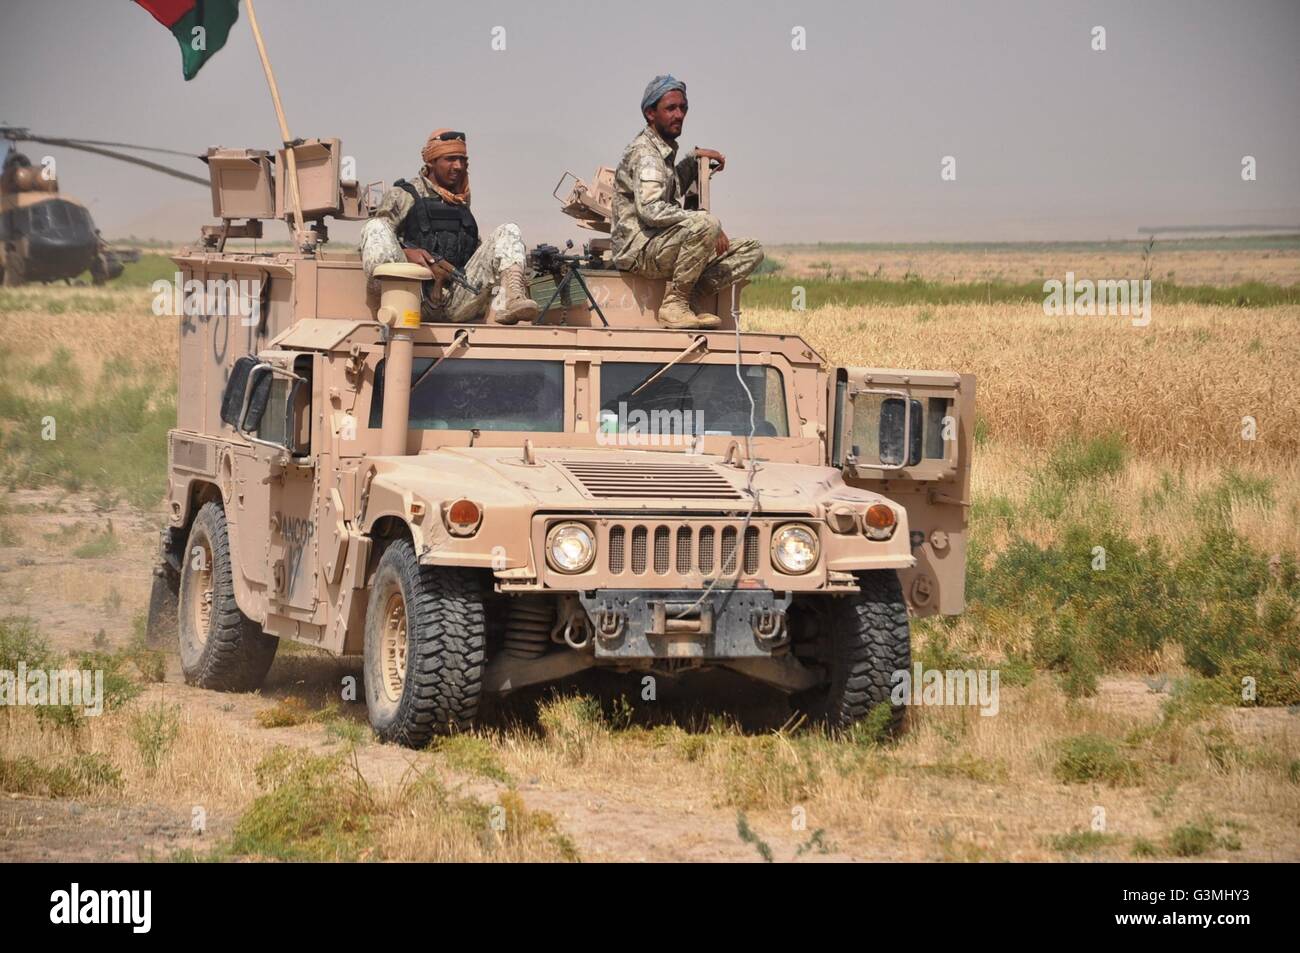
[147,140,975,745]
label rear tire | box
[793,570,911,732]
[363,540,486,747]
[177,502,278,691]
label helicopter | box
[0,126,207,287]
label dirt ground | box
[2,487,1297,863]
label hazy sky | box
[2,0,1297,244]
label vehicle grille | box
[602,520,764,580]
[559,460,742,500]
[609,526,625,573]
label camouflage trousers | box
[439,223,528,322]
[360,219,527,323]
[627,213,764,296]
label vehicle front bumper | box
[578,588,792,660]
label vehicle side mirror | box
[220,355,305,451]
[220,356,274,432]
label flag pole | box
[243,0,310,248]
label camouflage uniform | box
[611,126,762,300]
[360,172,528,323]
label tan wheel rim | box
[188,537,214,645]
[380,588,408,704]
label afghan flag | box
[134,0,240,80]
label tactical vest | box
[394,179,480,270]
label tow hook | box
[751,607,787,646]
[595,603,625,641]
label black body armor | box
[394,179,480,269]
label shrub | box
[537,694,606,764]
[1053,734,1141,786]
[129,700,181,773]
[228,748,374,861]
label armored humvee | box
[147,139,974,745]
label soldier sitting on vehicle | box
[360,128,540,325]
[611,75,764,329]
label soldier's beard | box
[424,167,471,206]
[654,121,681,143]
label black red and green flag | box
[133,0,240,80]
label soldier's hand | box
[427,258,456,282]
[696,148,726,172]
[716,229,731,256]
[403,248,456,282]
[403,247,435,268]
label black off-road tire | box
[177,502,278,691]
[363,539,486,747]
[793,570,911,732]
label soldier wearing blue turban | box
[609,75,764,329]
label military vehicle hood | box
[367,446,891,515]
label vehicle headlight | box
[771,524,819,574]
[546,522,596,573]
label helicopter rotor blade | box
[9,133,208,187]
[50,137,199,160]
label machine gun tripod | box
[528,240,609,327]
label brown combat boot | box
[491,265,541,325]
[656,287,721,329]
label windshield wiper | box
[629,334,709,397]
[411,328,471,391]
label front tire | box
[363,540,486,746]
[177,502,278,691]
[793,570,911,732]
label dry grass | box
[5,292,1296,463]
[745,302,1300,459]
[0,288,176,381]
[0,688,263,808]
[0,692,576,862]
[768,243,1300,286]
[458,685,1300,861]
[971,440,1300,558]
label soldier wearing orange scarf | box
[361,128,539,325]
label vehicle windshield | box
[370,357,565,431]
[599,362,789,438]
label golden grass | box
[3,290,1296,461]
[768,244,1300,286]
[746,302,1300,459]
